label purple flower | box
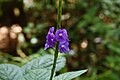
[59,41,70,53]
[44,27,70,53]
[55,29,69,42]
[44,43,49,50]
[44,27,56,50]
[48,27,54,33]
[46,33,55,43]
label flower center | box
[61,45,64,48]
[51,39,54,41]
[45,44,47,46]
[59,33,62,36]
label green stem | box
[50,0,62,80]
[49,43,58,80]
[57,0,62,29]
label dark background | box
[0,0,120,80]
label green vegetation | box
[0,0,120,80]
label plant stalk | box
[50,0,62,80]
[49,43,58,80]
[57,0,62,29]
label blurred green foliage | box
[0,0,120,80]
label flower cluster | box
[44,27,70,53]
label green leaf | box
[77,20,87,29]
[0,64,22,80]
[53,69,87,80]
[22,69,51,80]
[108,44,120,55]
[84,7,97,22]
[22,55,66,74]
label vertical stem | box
[57,0,62,29]
[49,43,58,80]
[50,0,63,80]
